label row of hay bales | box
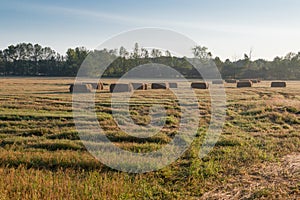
[69,82,209,93]
[109,82,208,92]
[225,79,261,84]
[225,79,286,88]
[212,80,287,88]
[69,82,177,93]
[236,80,287,88]
[212,79,256,87]
[69,80,287,93]
[109,82,210,92]
[69,82,104,93]
[236,81,287,88]
[109,82,179,92]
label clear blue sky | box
[1,0,300,60]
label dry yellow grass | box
[0,78,299,199]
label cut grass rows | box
[0,78,299,199]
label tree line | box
[0,42,299,79]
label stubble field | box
[0,77,299,199]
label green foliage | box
[1,43,299,79]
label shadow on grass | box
[32,91,71,95]
[0,156,114,172]
[106,135,170,144]
[27,142,85,151]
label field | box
[0,77,299,199]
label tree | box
[165,50,172,57]
[132,42,140,59]
[192,46,212,60]
[65,47,89,76]
[151,49,162,58]
[141,48,149,58]
[33,44,42,62]
[214,56,223,71]
[0,42,299,80]
[0,50,4,75]
[119,46,128,58]
[108,49,117,56]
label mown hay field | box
[0,77,299,199]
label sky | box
[1,0,300,60]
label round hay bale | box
[271,81,286,88]
[110,83,133,93]
[97,82,104,90]
[131,83,147,90]
[212,80,224,84]
[237,81,252,88]
[69,84,93,93]
[169,82,178,88]
[225,79,237,83]
[191,82,209,89]
[250,79,259,83]
[69,84,73,93]
[151,83,168,89]
[144,84,148,90]
[239,79,253,83]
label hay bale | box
[250,79,259,83]
[212,80,224,84]
[131,83,147,90]
[110,83,133,93]
[82,82,103,90]
[239,79,253,83]
[69,84,73,92]
[169,82,178,88]
[144,84,148,90]
[97,82,104,90]
[69,84,93,93]
[237,81,252,88]
[191,82,209,89]
[225,79,237,83]
[151,83,168,89]
[271,81,286,88]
